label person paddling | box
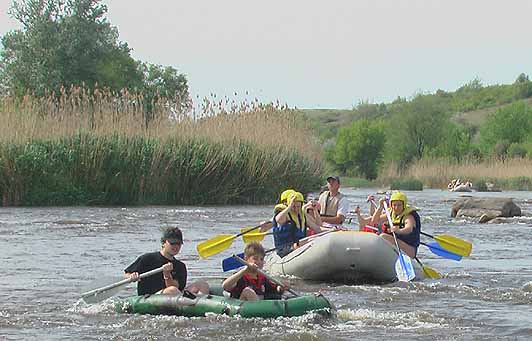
[370,192,421,258]
[355,194,381,233]
[124,227,209,296]
[318,176,350,229]
[222,242,286,301]
[271,190,323,257]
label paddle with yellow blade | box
[196,225,262,258]
[420,231,472,257]
[241,227,271,244]
[367,197,472,257]
[361,221,443,278]
[223,229,338,272]
[414,257,442,279]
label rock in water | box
[452,197,521,223]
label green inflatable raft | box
[115,290,333,318]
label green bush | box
[507,143,527,158]
[390,178,423,191]
[474,179,488,192]
[472,177,532,191]
[507,177,532,190]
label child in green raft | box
[222,242,287,301]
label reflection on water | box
[0,189,531,339]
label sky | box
[1,0,532,109]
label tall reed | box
[390,157,532,190]
[0,88,323,205]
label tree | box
[384,94,448,168]
[0,0,189,112]
[334,119,385,179]
[514,73,532,99]
[515,73,530,84]
[479,102,532,156]
[432,122,473,161]
[139,63,191,122]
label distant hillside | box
[298,109,355,140]
[453,97,532,126]
[300,75,532,140]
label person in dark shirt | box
[124,227,209,296]
[222,242,286,300]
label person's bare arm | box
[222,265,254,291]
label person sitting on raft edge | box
[369,191,421,258]
[271,189,323,258]
[222,242,287,301]
[124,226,210,297]
[318,176,350,230]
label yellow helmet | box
[291,191,305,202]
[390,191,407,206]
[280,189,295,203]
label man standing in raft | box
[318,176,350,229]
[370,191,421,258]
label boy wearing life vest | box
[222,242,286,301]
[370,191,421,258]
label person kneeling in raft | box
[222,242,287,301]
[370,192,421,259]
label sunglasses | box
[168,240,183,246]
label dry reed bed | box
[0,90,323,205]
[403,158,532,189]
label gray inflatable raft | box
[265,231,425,283]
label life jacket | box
[230,272,269,298]
[318,191,345,217]
[382,208,421,249]
[272,204,306,251]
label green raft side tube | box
[115,293,333,318]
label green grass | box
[389,178,424,191]
[340,177,375,188]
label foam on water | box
[337,308,448,330]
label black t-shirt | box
[124,251,187,295]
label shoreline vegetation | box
[0,90,530,207]
[343,157,532,191]
[0,89,323,206]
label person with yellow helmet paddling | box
[271,189,323,257]
[370,191,421,258]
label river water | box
[1,189,531,340]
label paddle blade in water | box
[427,241,462,261]
[435,235,472,257]
[196,234,235,258]
[421,265,442,279]
[82,285,124,304]
[395,254,415,282]
[222,252,245,272]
